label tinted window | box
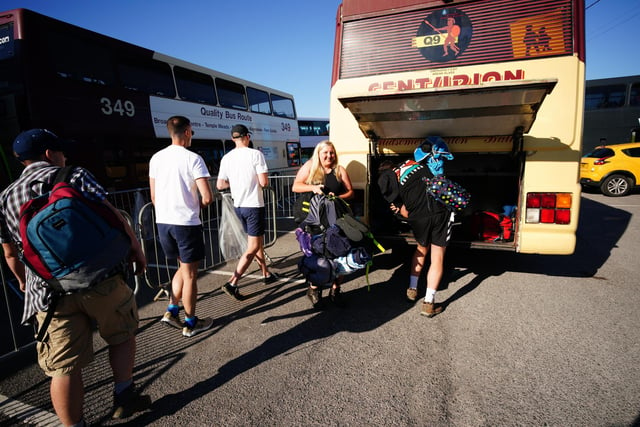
[630,83,640,106]
[585,148,614,158]
[272,94,296,119]
[118,60,175,97]
[216,78,246,109]
[224,140,236,152]
[585,85,627,110]
[0,23,15,60]
[247,87,271,114]
[287,142,301,167]
[299,120,329,136]
[174,66,216,104]
[622,147,640,157]
[49,32,115,86]
[190,139,225,175]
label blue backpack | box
[18,166,131,293]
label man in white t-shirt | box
[217,124,279,300]
[149,115,214,337]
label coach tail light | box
[525,193,572,225]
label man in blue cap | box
[0,129,150,425]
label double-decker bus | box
[298,117,330,162]
[330,0,585,254]
[0,8,301,191]
[583,75,640,154]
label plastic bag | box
[219,193,247,260]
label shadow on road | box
[0,195,631,425]
[127,243,414,425]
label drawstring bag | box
[423,176,470,212]
[219,193,247,260]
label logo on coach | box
[413,8,473,63]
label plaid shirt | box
[0,162,107,325]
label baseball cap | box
[13,129,68,161]
[231,124,251,138]
[414,141,432,163]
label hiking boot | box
[222,282,243,300]
[182,317,214,337]
[160,311,182,329]
[307,286,322,309]
[263,272,280,285]
[112,383,152,419]
[420,301,443,318]
[329,286,346,307]
[406,288,418,302]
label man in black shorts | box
[378,139,454,317]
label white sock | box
[409,275,419,289]
[424,288,436,303]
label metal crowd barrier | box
[134,186,277,291]
[267,175,298,219]
[0,181,279,360]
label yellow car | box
[580,142,640,196]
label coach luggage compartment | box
[368,148,523,250]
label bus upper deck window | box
[216,78,247,110]
[247,87,272,115]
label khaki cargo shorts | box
[35,274,139,377]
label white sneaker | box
[182,317,214,337]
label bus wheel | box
[601,174,631,197]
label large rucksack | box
[299,194,352,257]
[299,193,352,232]
[19,166,131,293]
[296,194,384,289]
[293,191,314,224]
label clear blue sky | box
[4,0,639,118]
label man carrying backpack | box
[377,138,455,317]
[0,129,150,426]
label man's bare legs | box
[163,258,213,337]
[50,335,138,426]
[228,235,263,285]
[171,260,199,318]
[223,235,278,299]
[50,372,84,426]
[409,243,445,316]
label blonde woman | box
[292,140,354,308]
[292,140,353,199]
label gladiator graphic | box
[415,8,472,63]
[425,16,461,56]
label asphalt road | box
[1,191,639,426]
